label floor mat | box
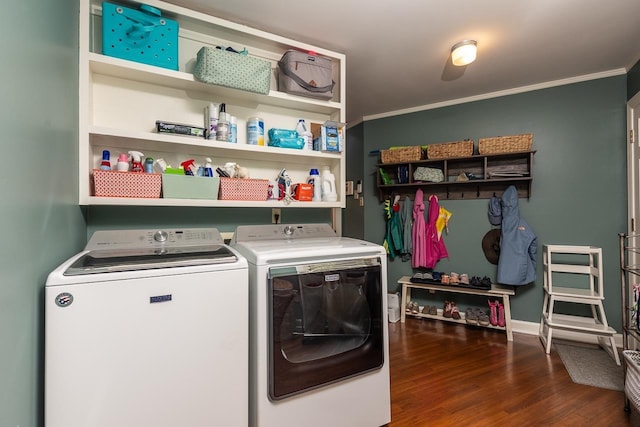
[554,341,623,391]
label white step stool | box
[539,245,620,365]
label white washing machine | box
[45,228,249,427]
[232,224,391,427]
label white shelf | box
[80,0,346,213]
[88,53,343,115]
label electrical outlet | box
[345,181,354,196]
[272,208,281,224]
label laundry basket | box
[624,350,640,412]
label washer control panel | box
[85,228,224,251]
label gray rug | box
[554,341,623,391]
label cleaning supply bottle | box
[228,116,237,143]
[180,159,197,176]
[216,103,229,141]
[203,158,214,177]
[116,153,129,171]
[296,119,313,150]
[307,168,321,202]
[100,150,111,170]
[144,157,154,173]
[205,102,219,140]
[321,166,337,202]
[129,151,144,172]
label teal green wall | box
[343,122,365,239]
[1,1,85,426]
[87,206,331,236]
[363,76,627,330]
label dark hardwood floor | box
[387,318,631,426]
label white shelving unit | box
[79,0,346,214]
[539,245,620,365]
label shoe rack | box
[397,276,515,341]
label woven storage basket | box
[427,140,473,159]
[380,146,423,164]
[624,350,640,412]
[478,133,533,154]
[93,170,161,198]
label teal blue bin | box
[102,2,179,71]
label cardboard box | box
[311,121,344,152]
[162,174,219,199]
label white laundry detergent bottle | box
[307,168,322,202]
[320,166,337,202]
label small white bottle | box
[205,102,219,140]
[216,105,229,141]
[321,166,337,202]
[228,116,237,143]
[296,119,313,150]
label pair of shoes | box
[421,305,430,315]
[432,271,442,282]
[450,272,459,284]
[487,300,505,326]
[459,273,469,285]
[465,307,478,325]
[441,274,451,284]
[443,301,453,318]
[422,305,437,315]
[450,301,461,320]
[480,276,492,289]
[407,301,419,314]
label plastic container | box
[216,108,229,141]
[296,119,313,150]
[247,117,264,145]
[205,102,219,140]
[116,153,129,171]
[228,116,237,143]
[307,168,322,202]
[320,166,337,202]
[100,150,111,170]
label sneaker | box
[460,273,470,285]
[465,307,478,325]
[476,309,490,326]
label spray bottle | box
[144,157,154,173]
[203,158,214,177]
[129,151,145,173]
[180,159,197,176]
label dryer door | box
[268,257,384,400]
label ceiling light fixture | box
[451,40,477,66]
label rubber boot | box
[498,301,506,327]
[488,300,498,326]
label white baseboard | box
[513,315,623,348]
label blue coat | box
[496,186,537,285]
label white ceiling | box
[167,0,640,124]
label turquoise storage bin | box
[162,174,219,199]
[102,2,179,71]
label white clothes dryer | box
[45,228,249,427]
[232,224,391,427]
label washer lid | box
[64,244,237,275]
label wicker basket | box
[380,146,423,164]
[426,140,474,159]
[478,133,533,154]
[624,350,640,413]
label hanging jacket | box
[385,198,403,259]
[400,196,413,262]
[411,189,427,268]
[425,195,448,268]
[496,185,537,285]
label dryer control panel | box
[233,224,337,243]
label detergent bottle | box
[296,119,313,150]
[307,168,322,202]
[129,151,144,172]
[320,166,337,202]
[100,150,111,170]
